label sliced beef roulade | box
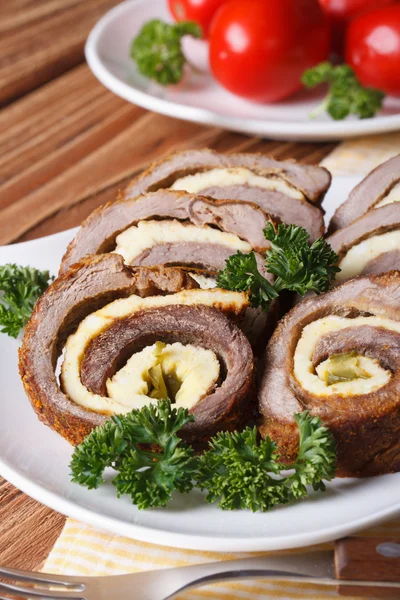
[329,154,400,233]
[60,189,276,349]
[123,149,329,242]
[61,190,270,274]
[258,272,400,477]
[19,254,254,447]
[328,203,400,283]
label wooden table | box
[0,0,337,571]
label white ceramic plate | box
[1,175,399,552]
[85,0,400,142]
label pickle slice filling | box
[318,351,371,385]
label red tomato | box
[319,0,397,58]
[209,0,331,103]
[168,0,229,38]
[319,0,396,21]
[346,5,400,95]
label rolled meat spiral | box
[258,272,400,477]
[123,149,329,243]
[329,154,400,233]
[19,254,254,447]
[60,189,277,350]
[60,190,272,274]
[328,203,400,282]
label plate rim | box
[85,0,400,142]
[1,454,399,552]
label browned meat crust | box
[258,272,400,478]
[19,254,253,447]
[125,148,331,204]
[123,149,329,242]
[329,154,400,233]
[326,203,400,281]
[328,203,400,262]
[60,190,272,274]
[59,189,278,352]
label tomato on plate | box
[209,0,331,103]
[346,5,400,95]
[318,0,398,57]
[319,0,397,21]
[168,0,229,38]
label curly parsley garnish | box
[216,223,339,310]
[302,61,385,120]
[70,400,198,509]
[131,19,201,85]
[0,264,53,338]
[196,412,336,512]
[70,401,336,511]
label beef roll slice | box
[124,149,330,242]
[329,154,400,233]
[328,203,400,282]
[258,272,400,477]
[60,189,277,349]
[19,255,254,448]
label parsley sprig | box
[197,412,336,512]
[131,19,202,85]
[70,401,336,511]
[216,223,339,310]
[0,264,53,338]
[70,401,198,509]
[302,62,385,120]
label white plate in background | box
[85,0,400,142]
[0,175,399,552]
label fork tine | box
[0,581,84,600]
[0,566,84,588]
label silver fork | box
[1,546,400,600]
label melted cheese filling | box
[107,341,219,410]
[337,230,400,282]
[114,219,251,266]
[375,182,400,208]
[61,288,248,414]
[170,167,305,200]
[189,273,217,289]
[294,315,395,397]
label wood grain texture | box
[0,0,338,574]
[0,64,335,244]
[0,0,121,106]
[0,477,65,570]
[335,537,400,597]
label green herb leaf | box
[216,251,278,310]
[264,223,340,296]
[302,61,385,120]
[289,412,336,497]
[70,400,197,509]
[70,417,128,490]
[70,402,336,512]
[131,19,202,85]
[216,223,339,309]
[196,411,336,511]
[0,264,53,338]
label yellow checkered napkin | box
[44,132,400,599]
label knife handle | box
[335,536,400,597]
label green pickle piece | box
[148,364,169,400]
[147,341,183,401]
[323,351,371,385]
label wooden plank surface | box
[0,0,337,574]
[0,0,121,106]
[0,64,335,245]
